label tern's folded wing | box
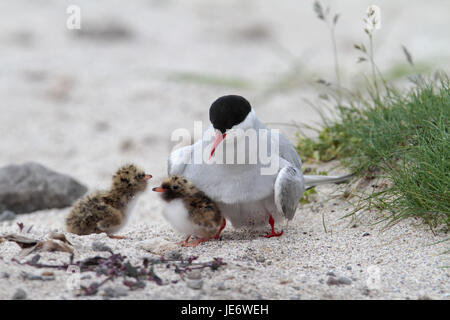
[168,145,193,176]
[274,166,305,220]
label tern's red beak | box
[152,186,167,192]
[144,174,152,181]
[209,132,227,160]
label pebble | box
[326,271,336,277]
[362,232,370,237]
[338,276,352,285]
[346,265,352,270]
[215,282,226,290]
[92,241,113,253]
[255,256,266,263]
[186,270,202,280]
[326,276,352,286]
[187,280,203,290]
[12,288,27,300]
[1,272,10,279]
[102,287,128,298]
[0,210,16,222]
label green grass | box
[296,76,450,229]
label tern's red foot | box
[177,235,191,246]
[260,215,284,238]
[108,235,125,240]
[182,237,210,247]
[213,218,226,240]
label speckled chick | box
[153,175,225,247]
[66,164,151,236]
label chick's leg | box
[182,237,211,247]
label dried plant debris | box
[0,233,73,256]
[12,251,226,297]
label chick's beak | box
[144,174,152,181]
[209,132,227,160]
[152,186,167,192]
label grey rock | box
[1,272,10,279]
[346,265,352,270]
[187,280,203,290]
[326,271,336,277]
[0,162,87,213]
[12,288,27,300]
[362,232,370,237]
[92,241,113,253]
[0,210,16,222]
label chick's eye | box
[172,185,179,190]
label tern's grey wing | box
[254,117,302,169]
[167,145,193,176]
[274,166,305,220]
[279,132,302,169]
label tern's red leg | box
[260,215,284,238]
[213,218,226,240]
[176,235,191,245]
[108,235,125,239]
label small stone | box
[103,287,128,298]
[1,272,10,279]
[186,270,202,280]
[346,265,352,270]
[12,288,27,300]
[326,271,336,277]
[255,256,265,263]
[92,241,113,253]
[187,280,203,290]
[31,254,41,264]
[362,232,370,237]
[215,282,226,290]
[0,210,16,222]
[337,276,352,285]
[327,277,340,286]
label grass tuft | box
[296,76,450,228]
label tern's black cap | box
[209,95,252,133]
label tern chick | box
[153,175,225,247]
[66,164,151,237]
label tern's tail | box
[304,173,353,189]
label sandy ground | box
[0,0,449,299]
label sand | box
[0,0,449,300]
